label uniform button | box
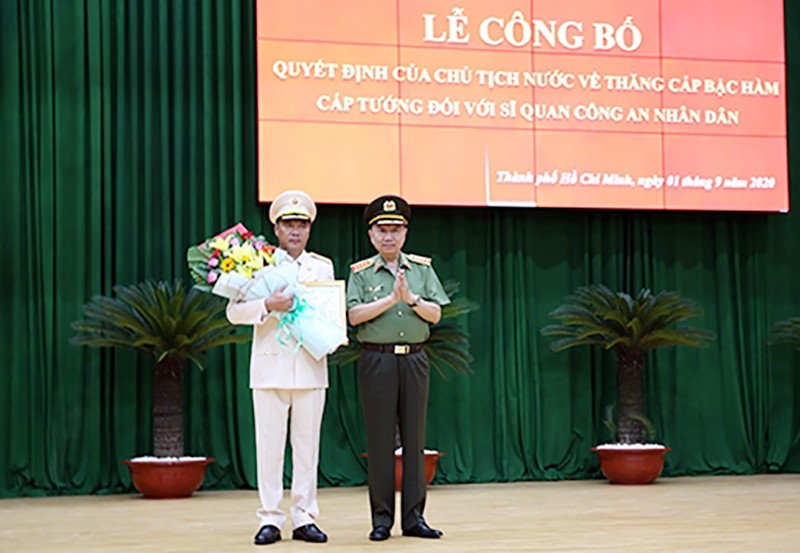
[397,311,403,316]
[399,332,405,337]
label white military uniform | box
[227,251,333,528]
[226,190,333,532]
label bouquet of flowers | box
[187,223,277,295]
[187,223,345,360]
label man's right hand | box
[264,284,295,312]
[391,271,408,305]
[395,269,416,304]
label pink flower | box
[207,270,219,284]
[230,237,241,247]
[208,257,219,268]
[253,240,265,250]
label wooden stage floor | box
[1,475,798,552]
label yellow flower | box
[208,236,231,252]
[227,246,244,264]
[246,257,263,271]
[228,244,256,264]
[220,258,235,272]
[235,266,253,278]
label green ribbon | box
[276,297,315,353]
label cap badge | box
[383,200,396,212]
[290,196,300,206]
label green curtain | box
[1,0,799,497]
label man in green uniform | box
[346,195,450,542]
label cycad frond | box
[425,320,474,377]
[542,284,714,353]
[71,280,249,369]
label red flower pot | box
[122,457,214,498]
[394,451,444,491]
[591,447,671,485]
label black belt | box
[362,342,424,355]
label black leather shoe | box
[254,525,282,545]
[292,523,328,543]
[369,526,391,541]
[402,521,443,539]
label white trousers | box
[252,388,326,530]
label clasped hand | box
[264,284,295,312]
[391,269,417,305]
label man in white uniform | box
[227,190,333,545]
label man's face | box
[368,223,407,258]
[274,219,311,257]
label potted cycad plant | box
[71,280,249,498]
[331,280,477,488]
[541,284,715,484]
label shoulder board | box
[308,252,333,265]
[350,258,376,273]
[407,254,432,265]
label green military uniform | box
[347,252,450,344]
[347,250,450,533]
